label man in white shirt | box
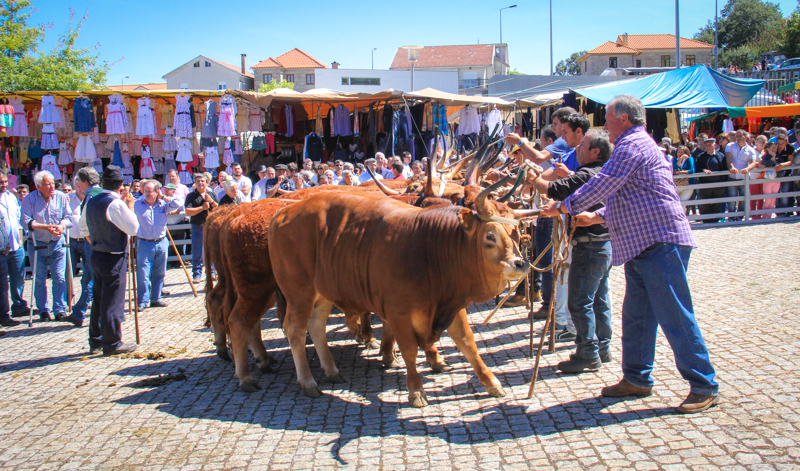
[375,153,393,180]
[67,167,102,326]
[230,162,252,196]
[725,130,759,219]
[80,165,140,356]
[359,158,383,184]
[0,170,27,322]
[401,152,414,179]
[251,166,271,201]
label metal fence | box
[674,165,800,227]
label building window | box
[584,61,587,72]
[609,57,618,68]
[636,60,642,68]
[193,62,199,68]
[263,74,272,83]
[349,77,381,86]
[179,83,189,89]
[661,55,671,67]
[286,74,294,83]
[306,74,315,85]
[341,77,350,85]
[218,82,227,90]
[686,55,696,66]
[205,61,211,67]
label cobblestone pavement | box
[1,221,799,470]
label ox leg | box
[389,320,428,408]
[425,344,452,373]
[207,284,232,362]
[379,321,401,369]
[283,301,321,398]
[249,323,275,374]
[358,313,380,349]
[229,311,260,392]
[447,309,506,398]
[308,301,345,383]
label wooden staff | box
[166,227,197,297]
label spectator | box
[219,178,246,206]
[21,171,73,322]
[672,146,695,215]
[725,130,759,220]
[0,173,17,328]
[302,159,314,173]
[16,184,29,201]
[230,162,252,195]
[333,160,345,182]
[401,152,414,179]
[166,170,190,205]
[322,170,336,185]
[287,162,298,177]
[265,164,297,198]
[62,183,73,194]
[134,180,179,310]
[291,172,310,190]
[716,133,730,154]
[411,161,423,177]
[788,119,800,145]
[337,170,357,186]
[375,153,393,179]
[692,133,707,158]
[775,134,796,210]
[67,167,102,326]
[695,137,728,223]
[355,163,366,178]
[391,162,406,180]
[80,165,139,355]
[131,180,141,198]
[544,94,718,414]
[0,170,28,322]
[184,173,219,284]
[310,163,323,184]
[252,166,273,201]
[359,158,383,184]
[752,142,781,215]
[212,171,229,200]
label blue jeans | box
[534,218,554,304]
[568,241,612,360]
[32,237,68,315]
[622,243,718,395]
[190,224,204,279]
[137,238,168,306]
[6,245,27,313]
[776,181,794,209]
[726,183,745,215]
[70,239,93,321]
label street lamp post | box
[714,0,719,70]
[499,5,517,75]
[549,0,553,75]
[675,0,681,69]
[121,75,129,91]
[401,46,423,91]
[372,48,377,70]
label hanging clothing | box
[8,97,28,137]
[204,144,220,169]
[160,103,174,129]
[73,97,96,133]
[248,104,263,132]
[217,94,237,136]
[164,152,177,174]
[112,139,123,167]
[57,142,74,166]
[178,163,193,185]
[41,123,59,150]
[135,97,155,136]
[176,138,193,162]
[38,95,61,124]
[457,105,481,136]
[304,133,323,161]
[334,104,351,136]
[140,156,155,178]
[163,126,177,152]
[41,153,61,179]
[201,99,219,138]
[485,108,504,137]
[174,94,193,137]
[222,138,234,165]
[284,104,294,137]
[105,95,128,135]
[315,105,324,136]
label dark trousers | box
[534,218,554,304]
[0,252,9,320]
[89,251,127,351]
[699,187,726,223]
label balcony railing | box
[459,79,488,90]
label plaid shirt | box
[564,125,696,266]
[432,103,448,135]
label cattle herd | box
[204,133,542,407]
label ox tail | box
[203,227,214,329]
[275,285,287,328]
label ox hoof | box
[302,385,323,398]
[240,380,262,393]
[258,363,276,374]
[486,385,507,398]
[366,340,380,350]
[216,349,232,362]
[324,373,347,383]
[382,357,402,369]
[430,362,453,373]
[408,391,429,408]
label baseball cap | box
[163,183,176,190]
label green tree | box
[717,0,783,49]
[554,50,586,76]
[258,79,295,93]
[784,6,800,58]
[0,1,109,90]
[507,69,526,75]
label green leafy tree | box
[0,1,110,90]
[784,6,800,58]
[507,69,526,75]
[258,79,295,93]
[717,0,783,49]
[554,50,587,76]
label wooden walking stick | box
[129,236,140,344]
[166,227,197,297]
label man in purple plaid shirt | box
[541,95,719,414]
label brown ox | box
[269,191,530,407]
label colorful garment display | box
[136,97,155,136]
[38,95,61,124]
[105,95,128,135]
[176,138,193,162]
[217,94,237,136]
[73,97,96,133]
[174,94,193,137]
[201,99,218,138]
[8,97,28,136]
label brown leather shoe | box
[532,290,542,302]
[601,379,653,397]
[531,305,549,320]
[504,295,527,307]
[677,392,719,414]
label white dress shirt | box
[79,190,140,241]
[0,191,23,251]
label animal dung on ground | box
[128,372,187,388]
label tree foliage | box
[785,6,800,58]
[507,69,526,75]
[0,1,110,90]
[554,51,586,76]
[258,79,295,93]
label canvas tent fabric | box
[688,104,800,122]
[572,64,765,109]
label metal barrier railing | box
[673,165,800,227]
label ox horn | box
[436,170,448,198]
[446,153,473,180]
[474,172,516,215]
[496,167,527,203]
[462,129,496,187]
[512,208,542,219]
[366,166,400,196]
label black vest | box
[86,192,128,253]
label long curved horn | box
[444,150,473,170]
[496,167,527,203]
[474,172,516,215]
[512,208,542,219]
[436,141,451,172]
[436,171,447,198]
[446,153,473,180]
[366,166,400,196]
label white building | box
[162,54,254,91]
[314,68,458,94]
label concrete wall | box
[253,68,318,92]
[165,61,253,91]
[582,50,714,75]
[315,69,458,93]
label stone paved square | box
[1,221,799,469]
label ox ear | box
[457,208,478,232]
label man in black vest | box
[80,166,140,355]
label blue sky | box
[28,0,800,87]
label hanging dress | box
[204,143,220,169]
[160,102,174,129]
[135,97,155,136]
[201,99,218,138]
[176,138,193,162]
[178,163,193,185]
[41,153,61,179]
[249,104,263,131]
[8,97,27,136]
[163,126,177,152]
[54,97,68,128]
[73,97,96,133]
[41,123,60,149]
[38,95,61,124]
[105,96,128,135]
[74,132,97,163]
[140,144,155,178]
[222,138,234,165]
[217,94,237,136]
[57,141,74,166]
[174,94,193,138]
[122,142,133,183]
[164,152,177,174]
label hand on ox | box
[573,211,603,227]
[553,163,571,178]
[540,200,561,217]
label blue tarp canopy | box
[572,65,765,109]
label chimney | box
[622,34,629,47]
[331,61,340,69]
[241,54,247,74]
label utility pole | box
[675,0,681,69]
[714,0,719,70]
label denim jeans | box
[6,245,27,313]
[534,218,554,304]
[554,250,574,333]
[190,224,204,279]
[32,237,68,315]
[621,243,718,395]
[776,181,795,209]
[726,183,745,215]
[70,239,93,321]
[568,241,612,360]
[137,238,168,306]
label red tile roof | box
[252,48,328,70]
[390,44,496,69]
[107,82,167,91]
[583,41,640,57]
[615,34,714,50]
[207,57,253,78]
